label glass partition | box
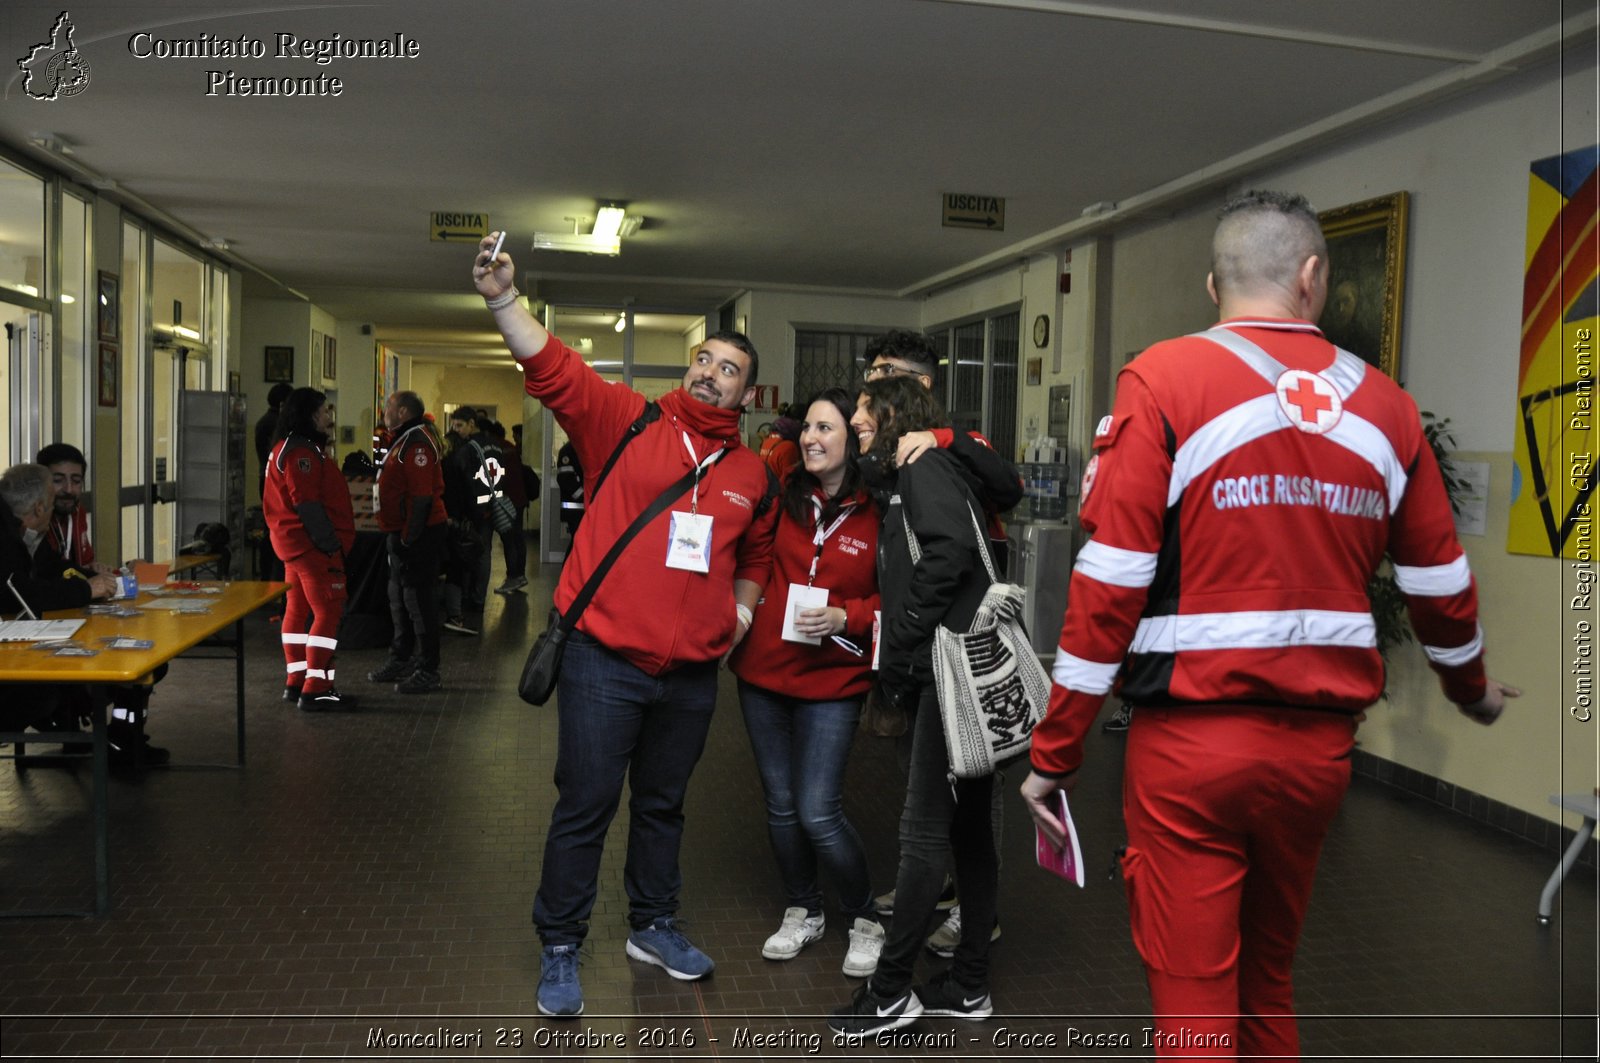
[0,157,45,302]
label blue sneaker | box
[536,944,584,1017]
[624,919,715,980]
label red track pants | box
[1122,705,1355,1062]
[281,552,348,694]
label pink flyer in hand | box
[1035,790,1085,887]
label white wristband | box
[735,603,753,629]
[484,286,521,311]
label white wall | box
[239,297,314,506]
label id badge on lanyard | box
[665,432,722,573]
[781,498,855,644]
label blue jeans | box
[873,681,999,996]
[737,679,873,922]
[532,630,719,947]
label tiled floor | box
[1,551,1596,1060]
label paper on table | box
[1035,789,1085,887]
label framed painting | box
[96,271,119,341]
[1317,191,1409,380]
[264,345,294,383]
[1026,357,1043,387]
[322,334,338,383]
[97,343,118,407]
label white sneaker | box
[842,916,885,978]
[925,903,1003,958]
[761,907,825,960]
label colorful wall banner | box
[1508,145,1599,559]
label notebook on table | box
[0,618,87,643]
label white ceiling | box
[1,0,1592,361]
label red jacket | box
[265,435,357,560]
[1031,319,1487,778]
[376,420,447,537]
[520,334,777,675]
[730,485,880,699]
[45,507,95,568]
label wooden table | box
[0,579,286,916]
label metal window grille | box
[928,309,1020,459]
[794,329,879,404]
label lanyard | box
[680,431,724,514]
[806,496,857,586]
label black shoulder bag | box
[518,403,707,705]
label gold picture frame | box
[1317,191,1409,380]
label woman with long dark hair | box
[728,388,885,978]
[265,387,357,710]
[828,375,1002,1036]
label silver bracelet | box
[484,286,521,311]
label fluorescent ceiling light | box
[171,324,201,340]
[591,205,627,240]
[613,315,626,333]
[532,231,621,256]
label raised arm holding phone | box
[473,232,778,1020]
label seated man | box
[36,444,170,766]
[0,463,119,752]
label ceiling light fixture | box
[591,205,627,240]
[533,203,643,256]
[532,229,621,256]
[613,315,627,333]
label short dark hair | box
[864,329,938,377]
[393,391,424,420]
[275,387,329,446]
[861,376,947,462]
[704,329,759,388]
[268,382,295,407]
[37,442,87,469]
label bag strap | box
[900,497,998,585]
[588,401,661,504]
[560,443,725,630]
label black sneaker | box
[366,657,414,683]
[108,728,170,768]
[914,969,993,1019]
[298,689,359,712]
[396,668,442,694]
[442,615,478,636]
[828,981,922,1038]
[1101,701,1132,733]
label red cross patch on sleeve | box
[413,449,428,467]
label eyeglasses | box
[863,362,923,382]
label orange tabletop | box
[0,580,287,683]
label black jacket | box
[0,508,94,616]
[871,448,993,700]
